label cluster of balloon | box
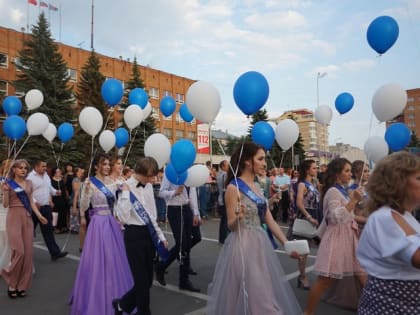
[233,71,269,116]
[25,89,44,110]
[42,123,57,143]
[124,105,144,131]
[364,136,389,163]
[275,119,299,151]
[314,105,333,125]
[3,115,26,140]
[166,139,196,185]
[2,96,22,115]
[186,81,221,123]
[144,133,171,169]
[99,130,116,153]
[372,83,407,122]
[335,92,354,115]
[165,163,187,185]
[385,123,411,152]
[179,103,194,123]
[27,112,49,136]
[128,88,148,109]
[367,16,399,55]
[114,127,129,149]
[251,121,275,150]
[79,106,103,137]
[160,96,176,117]
[184,164,209,187]
[101,78,124,107]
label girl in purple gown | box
[70,154,133,315]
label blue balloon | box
[160,96,176,117]
[165,163,187,185]
[367,16,399,54]
[2,96,22,116]
[170,139,196,173]
[385,123,411,151]
[57,122,74,143]
[335,92,354,115]
[251,121,275,150]
[179,103,194,122]
[3,115,26,140]
[101,78,124,107]
[128,88,148,109]
[114,127,129,148]
[233,71,269,116]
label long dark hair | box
[225,142,264,186]
[298,159,315,181]
[92,153,110,176]
[321,157,351,197]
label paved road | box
[0,218,357,315]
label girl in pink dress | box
[303,158,367,315]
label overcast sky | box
[2,0,420,148]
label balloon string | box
[87,136,95,178]
[103,108,114,131]
[13,135,30,161]
[123,127,139,168]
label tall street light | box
[316,72,327,107]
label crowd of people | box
[0,142,419,314]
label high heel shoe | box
[297,276,311,290]
[7,289,18,299]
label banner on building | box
[197,123,210,154]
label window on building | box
[15,87,25,97]
[0,53,8,68]
[408,114,415,119]
[13,57,24,70]
[408,105,415,111]
[163,114,172,121]
[0,80,7,94]
[175,93,184,103]
[67,69,77,82]
[176,130,184,139]
[152,107,160,119]
[163,128,172,138]
[164,90,172,97]
[175,112,182,123]
[408,122,416,127]
[187,131,196,140]
[149,87,159,99]
[408,97,415,102]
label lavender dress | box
[207,194,302,315]
[70,181,133,315]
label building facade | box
[272,109,330,164]
[0,26,197,146]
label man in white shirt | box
[113,157,168,315]
[156,173,201,292]
[27,160,67,261]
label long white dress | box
[0,188,11,269]
[207,194,302,315]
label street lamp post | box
[316,72,327,107]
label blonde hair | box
[9,159,31,179]
[365,152,420,214]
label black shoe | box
[51,251,68,261]
[112,299,123,315]
[155,268,166,286]
[188,268,198,276]
[179,281,200,292]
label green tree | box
[72,50,106,164]
[409,132,419,148]
[120,57,156,167]
[12,12,74,164]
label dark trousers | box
[191,224,201,249]
[161,205,193,286]
[281,191,290,222]
[218,204,229,244]
[119,225,154,315]
[33,205,61,257]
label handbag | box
[285,240,310,255]
[292,218,317,238]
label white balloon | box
[27,112,49,136]
[42,123,57,143]
[364,136,389,163]
[275,119,299,150]
[124,105,144,130]
[79,106,103,137]
[185,164,209,187]
[99,130,116,153]
[25,89,44,110]
[314,105,333,125]
[372,83,407,122]
[144,133,171,169]
[186,81,221,123]
[143,102,152,119]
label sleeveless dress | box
[207,194,302,315]
[69,181,133,315]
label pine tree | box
[120,57,156,167]
[72,50,106,165]
[12,13,74,164]
[409,132,420,148]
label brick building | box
[0,26,197,145]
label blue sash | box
[334,184,349,199]
[7,179,33,215]
[233,178,278,249]
[90,176,115,213]
[128,191,169,262]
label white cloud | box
[10,9,24,24]
[244,10,307,30]
[342,59,376,72]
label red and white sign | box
[197,123,210,154]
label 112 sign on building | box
[197,123,210,154]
